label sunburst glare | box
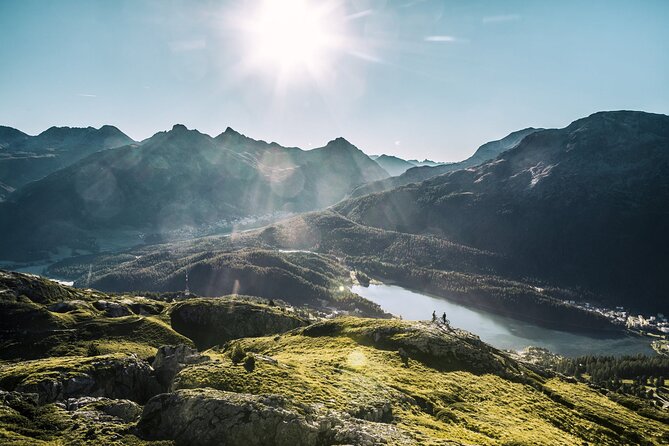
[235,0,350,85]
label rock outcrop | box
[170,298,308,349]
[137,389,321,446]
[3,354,162,404]
[60,396,142,423]
[92,299,133,317]
[152,344,210,390]
[137,388,409,446]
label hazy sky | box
[1,0,668,161]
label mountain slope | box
[0,126,387,260]
[0,181,14,202]
[0,126,29,148]
[0,125,135,193]
[337,111,669,312]
[351,127,540,197]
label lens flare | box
[236,0,346,84]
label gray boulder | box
[151,344,209,390]
[62,396,142,423]
[137,388,411,446]
[92,300,132,317]
[137,389,320,446]
[47,299,92,313]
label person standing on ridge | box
[432,311,437,322]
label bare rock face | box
[137,388,411,446]
[348,400,393,423]
[137,389,320,446]
[151,344,209,390]
[13,355,161,404]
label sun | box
[241,0,342,79]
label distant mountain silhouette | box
[351,127,540,197]
[371,154,416,176]
[0,125,135,194]
[337,111,669,312]
[0,126,29,148]
[407,158,443,167]
[0,125,387,260]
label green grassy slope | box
[0,272,666,445]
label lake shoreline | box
[366,275,626,336]
[353,282,654,357]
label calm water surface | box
[352,284,654,357]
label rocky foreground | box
[0,271,667,445]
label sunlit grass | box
[175,317,668,445]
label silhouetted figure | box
[442,312,449,325]
[432,311,437,322]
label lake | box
[352,283,654,357]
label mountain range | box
[1,111,668,445]
[0,125,135,200]
[2,110,668,316]
[370,154,444,176]
[0,125,387,260]
[352,127,541,197]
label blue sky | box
[1,0,667,161]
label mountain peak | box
[325,137,356,150]
[223,126,241,136]
[99,124,122,132]
[171,124,189,132]
[570,110,669,131]
[215,126,252,143]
